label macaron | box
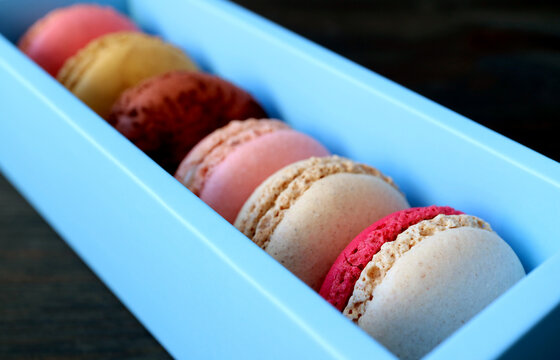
[18,4,138,77]
[57,32,197,119]
[175,119,329,223]
[320,206,525,360]
[235,156,409,290]
[109,71,268,172]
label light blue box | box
[1,1,559,359]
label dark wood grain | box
[1,1,559,359]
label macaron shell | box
[57,32,197,119]
[344,214,490,320]
[235,156,401,245]
[265,172,409,290]
[357,227,525,360]
[176,120,289,195]
[320,206,462,311]
[18,4,138,76]
[199,129,329,223]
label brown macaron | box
[108,71,267,172]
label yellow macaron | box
[57,31,197,118]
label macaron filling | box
[319,206,462,311]
[344,213,491,321]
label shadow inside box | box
[499,302,560,359]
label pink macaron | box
[175,119,330,223]
[18,4,138,76]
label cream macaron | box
[57,32,197,118]
[235,156,409,290]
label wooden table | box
[1,1,559,358]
